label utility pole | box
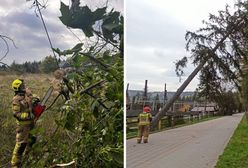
[143,80,148,101]
[164,83,167,105]
[126,83,129,104]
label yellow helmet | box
[12,79,24,92]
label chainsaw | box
[32,80,106,118]
[32,86,54,118]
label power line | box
[35,0,59,68]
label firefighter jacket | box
[138,112,152,126]
[12,94,34,125]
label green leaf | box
[59,2,71,25]
[110,148,123,165]
[102,23,120,32]
[91,100,99,118]
[29,127,45,135]
[72,54,86,68]
[63,49,74,55]
[72,43,83,51]
[101,11,122,43]
[93,7,107,20]
[52,48,62,55]
[82,27,94,37]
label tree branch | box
[80,80,105,95]
[0,35,17,62]
[51,160,76,168]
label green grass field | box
[215,115,248,168]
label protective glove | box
[30,111,35,120]
[32,97,40,105]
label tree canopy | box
[153,0,248,127]
[22,0,123,167]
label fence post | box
[158,119,161,130]
[171,116,175,127]
[190,114,193,122]
[168,116,172,127]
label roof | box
[127,106,218,117]
[191,106,216,112]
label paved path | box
[126,113,243,168]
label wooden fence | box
[127,110,217,133]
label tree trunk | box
[152,61,205,128]
[151,18,245,129]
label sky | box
[0,0,123,65]
[0,0,238,92]
[126,0,237,92]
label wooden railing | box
[127,111,217,135]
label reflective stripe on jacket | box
[138,113,152,126]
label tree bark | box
[151,17,245,129]
[152,61,205,128]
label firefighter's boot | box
[11,143,27,168]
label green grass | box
[215,115,248,168]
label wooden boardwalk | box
[126,113,243,168]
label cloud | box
[0,1,71,64]
[126,0,236,91]
[0,1,24,12]
[126,0,186,49]
[0,10,60,63]
[126,44,189,91]
[5,11,42,30]
[0,0,123,65]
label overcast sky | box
[126,0,236,92]
[0,0,123,65]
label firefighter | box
[52,69,65,94]
[10,79,43,168]
[51,69,70,100]
[137,105,152,143]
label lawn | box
[215,115,248,168]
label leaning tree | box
[152,0,248,128]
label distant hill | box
[127,90,195,101]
